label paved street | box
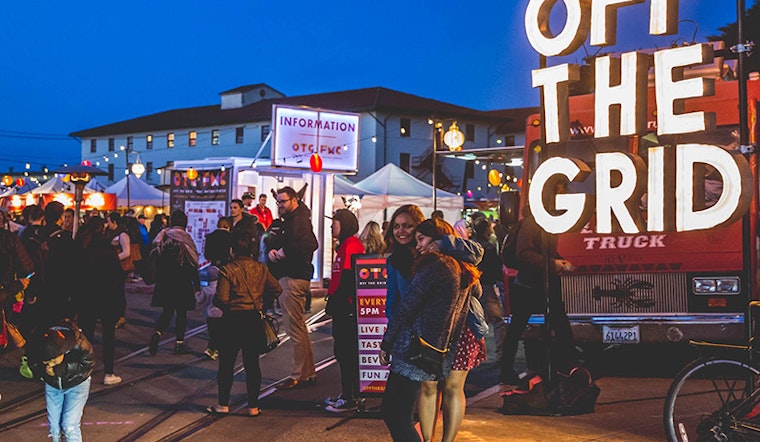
[0,280,688,441]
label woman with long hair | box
[379,218,480,441]
[76,217,124,386]
[359,220,385,255]
[207,229,281,416]
[417,220,486,442]
[148,210,200,355]
[383,205,425,322]
[106,212,130,329]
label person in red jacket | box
[323,209,365,412]
[250,193,274,231]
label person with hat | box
[323,209,365,412]
[28,318,95,442]
[241,192,256,213]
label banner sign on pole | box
[354,255,389,395]
[170,168,231,214]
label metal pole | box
[735,0,755,359]
[73,183,83,238]
[538,53,553,383]
[737,0,749,147]
[126,150,131,210]
[432,124,438,212]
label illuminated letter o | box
[525,0,591,56]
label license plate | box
[602,325,640,344]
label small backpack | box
[500,367,600,416]
[500,220,523,270]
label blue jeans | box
[45,376,91,442]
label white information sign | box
[271,105,360,172]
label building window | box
[146,134,153,150]
[127,136,134,150]
[400,153,410,172]
[261,125,270,142]
[400,118,410,137]
[504,135,515,145]
[108,138,115,152]
[236,127,244,144]
[146,162,153,178]
[189,131,197,147]
[167,133,175,148]
[212,129,220,145]
[90,139,97,153]
[465,124,475,142]
[108,164,114,181]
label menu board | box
[184,200,226,268]
[353,255,389,395]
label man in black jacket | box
[268,186,318,388]
[500,204,577,385]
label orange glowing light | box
[310,154,323,173]
[487,169,501,187]
[186,168,198,180]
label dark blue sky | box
[0,0,739,172]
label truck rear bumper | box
[510,313,745,343]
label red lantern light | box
[81,159,92,166]
[309,153,323,173]
[16,178,24,187]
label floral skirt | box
[452,326,486,371]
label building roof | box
[484,106,541,133]
[218,83,285,96]
[70,86,513,138]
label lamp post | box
[54,162,107,238]
[431,121,465,211]
[121,146,145,210]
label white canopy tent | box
[30,176,74,194]
[334,163,464,228]
[104,175,168,207]
[85,177,107,192]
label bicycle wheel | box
[664,356,760,442]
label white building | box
[71,83,536,204]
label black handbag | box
[259,311,280,354]
[407,331,449,380]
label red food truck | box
[518,75,760,345]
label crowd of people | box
[0,183,579,442]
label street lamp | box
[122,146,145,209]
[54,162,107,238]
[430,120,465,211]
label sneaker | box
[323,395,343,407]
[204,347,219,360]
[115,317,127,329]
[149,332,161,356]
[104,374,122,385]
[174,342,188,355]
[325,398,358,413]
